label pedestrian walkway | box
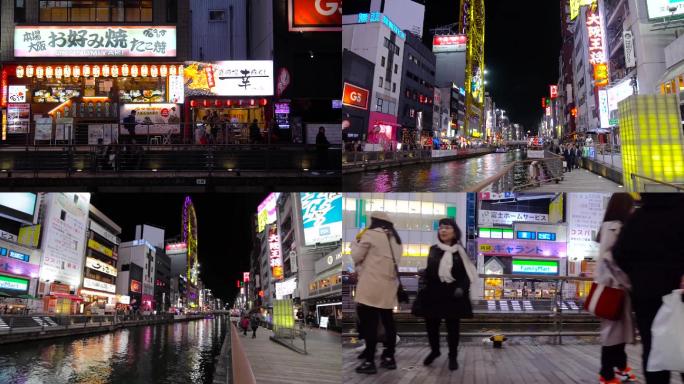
[240,326,341,384]
[343,343,684,384]
[526,169,623,192]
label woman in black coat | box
[417,218,475,371]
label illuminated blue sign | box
[8,250,29,262]
[516,231,536,240]
[537,232,557,241]
[357,13,406,40]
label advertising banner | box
[477,238,567,258]
[85,257,118,277]
[14,26,177,57]
[647,0,684,19]
[342,83,369,110]
[275,277,297,299]
[0,275,29,292]
[623,30,636,68]
[119,104,181,135]
[432,35,467,53]
[478,209,549,226]
[7,103,30,134]
[288,0,342,32]
[167,75,185,104]
[0,257,39,279]
[300,193,343,245]
[184,61,274,97]
[87,124,118,145]
[130,279,142,293]
[268,225,284,280]
[257,193,280,233]
[83,277,116,293]
[598,89,610,128]
[40,193,90,288]
[567,193,611,261]
[88,238,114,258]
[8,86,27,103]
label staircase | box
[0,317,9,331]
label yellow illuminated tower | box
[459,0,485,138]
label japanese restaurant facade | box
[0,0,191,145]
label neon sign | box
[586,7,609,87]
[357,13,406,40]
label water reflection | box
[346,151,525,192]
[0,317,227,384]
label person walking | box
[240,315,250,336]
[123,109,138,144]
[595,193,637,384]
[564,144,573,172]
[352,211,403,374]
[250,311,259,339]
[613,194,684,384]
[417,218,476,371]
[316,126,331,171]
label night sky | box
[422,0,562,133]
[90,193,265,305]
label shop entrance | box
[315,302,342,331]
[188,99,269,144]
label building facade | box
[190,0,248,62]
[342,49,375,143]
[398,31,435,142]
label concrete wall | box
[190,0,247,61]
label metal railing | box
[2,122,278,146]
[271,327,308,354]
[0,313,181,334]
[467,150,565,192]
[0,144,341,174]
[342,149,432,166]
[630,173,684,192]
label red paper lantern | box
[214,99,222,107]
[260,98,268,106]
[250,99,255,106]
[203,99,210,107]
[225,100,232,107]
[190,100,197,107]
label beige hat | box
[370,211,393,223]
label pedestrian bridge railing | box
[630,173,684,192]
[467,151,565,192]
[342,149,433,166]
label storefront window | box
[39,0,152,22]
[117,78,165,103]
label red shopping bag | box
[583,282,625,321]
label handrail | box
[468,153,565,192]
[630,173,684,192]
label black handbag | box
[387,233,409,304]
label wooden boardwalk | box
[527,169,623,193]
[240,326,341,384]
[343,342,684,384]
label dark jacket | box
[249,122,261,140]
[419,245,473,319]
[123,115,136,135]
[316,132,330,151]
[613,195,684,314]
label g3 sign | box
[289,0,342,32]
[342,83,369,110]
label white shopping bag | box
[647,289,684,372]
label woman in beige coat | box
[352,211,403,375]
[595,193,636,384]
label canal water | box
[344,150,526,192]
[0,316,227,384]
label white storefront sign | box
[598,89,610,128]
[212,61,274,96]
[40,193,90,288]
[8,86,27,103]
[119,104,181,135]
[275,277,297,299]
[623,30,636,68]
[167,75,185,104]
[85,257,118,277]
[478,209,549,226]
[567,193,611,261]
[14,26,177,57]
[83,277,116,293]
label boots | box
[423,351,441,366]
[355,361,377,374]
[448,355,459,371]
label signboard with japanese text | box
[0,275,29,292]
[119,104,181,135]
[479,192,515,201]
[477,238,567,258]
[167,75,185,104]
[85,257,117,277]
[289,0,342,32]
[83,277,116,293]
[184,61,274,97]
[432,35,467,52]
[89,219,119,245]
[598,89,610,128]
[14,26,176,57]
[357,12,406,39]
[567,193,611,261]
[8,86,27,103]
[512,259,559,275]
[40,193,90,288]
[243,272,250,283]
[300,193,343,246]
[275,277,297,299]
[268,225,284,280]
[0,257,39,279]
[88,238,114,258]
[478,209,549,226]
[342,83,369,110]
[7,103,30,134]
[550,85,558,99]
[586,7,608,86]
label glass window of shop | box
[39,0,153,22]
[118,77,166,103]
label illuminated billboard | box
[0,193,37,224]
[647,0,684,20]
[512,259,559,275]
[14,26,177,57]
[268,225,283,280]
[184,61,274,97]
[257,193,280,233]
[288,0,342,32]
[570,0,596,20]
[300,193,342,246]
[433,35,467,53]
